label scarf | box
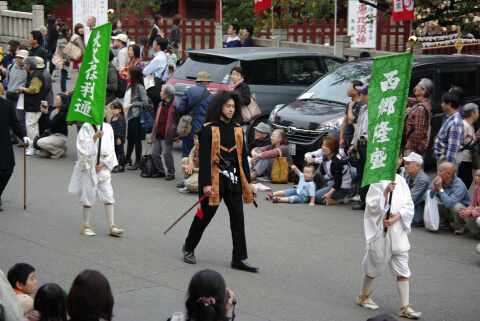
[228,78,244,92]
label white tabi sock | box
[83,207,91,226]
[397,280,409,307]
[105,204,115,227]
[361,274,374,295]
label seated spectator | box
[223,23,241,48]
[36,93,69,158]
[251,129,293,182]
[178,131,200,193]
[426,162,471,234]
[265,164,315,206]
[147,83,179,180]
[458,103,479,189]
[22,283,67,321]
[459,169,480,239]
[0,268,23,321]
[312,136,351,205]
[246,122,271,157]
[242,24,254,47]
[7,263,37,316]
[404,152,430,227]
[67,270,114,321]
[167,269,236,321]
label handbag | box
[52,54,65,69]
[140,145,155,178]
[241,93,262,123]
[270,148,289,184]
[64,42,82,60]
[424,193,440,231]
[177,89,210,137]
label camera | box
[341,154,358,165]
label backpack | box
[116,73,127,98]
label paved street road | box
[1,72,479,320]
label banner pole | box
[271,4,274,47]
[97,125,103,166]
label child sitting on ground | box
[7,263,38,316]
[266,164,316,206]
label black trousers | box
[185,191,248,261]
[0,167,14,198]
[458,161,473,189]
[356,144,369,206]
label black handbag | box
[140,145,154,178]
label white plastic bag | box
[424,193,440,231]
[16,93,24,110]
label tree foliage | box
[221,0,336,35]
[6,0,69,15]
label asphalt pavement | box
[1,71,479,321]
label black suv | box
[268,55,480,165]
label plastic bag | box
[424,193,440,231]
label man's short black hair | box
[30,30,42,44]
[442,91,460,109]
[7,263,35,289]
[231,23,240,35]
[243,24,254,36]
[154,37,168,51]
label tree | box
[6,0,69,14]
[108,0,173,21]
[360,0,480,38]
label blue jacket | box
[405,169,430,223]
[427,176,471,208]
[176,83,213,140]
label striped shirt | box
[433,111,463,163]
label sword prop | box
[163,195,206,235]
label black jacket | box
[47,27,59,55]
[0,98,26,169]
[24,70,46,112]
[247,137,271,157]
[243,36,254,47]
[234,82,251,107]
[44,105,68,137]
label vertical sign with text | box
[348,0,377,48]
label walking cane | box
[164,195,206,235]
[24,144,26,210]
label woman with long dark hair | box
[123,65,148,170]
[47,16,59,75]
[67,270,114,321]
[70,23,86,70]
[120,44,146,79]
[56,26,70,93]
[168,270,236,321]
[22,283,67,321]
[182,90,259,272]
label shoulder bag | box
[177,89,210,137]
[140,144,154,178]
[64,41,82,60]
[140,102,155,136]
[241,93,262,123]
[270,148,289,184]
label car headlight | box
[268,104,284,124]
[316,117,344,132]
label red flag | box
[392,0,414,22]
[254,0,272,13]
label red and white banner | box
[254,0,272,13]
[392,0,414,22]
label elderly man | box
[247,122,271,157]
[404,152,430,227]
[404,78,433,157]
[427,162,470,234]
[15,57,45,156]
[84,16,96,45]
[112,34,128,71]
[433,92,463,169]
[147,84,179,180]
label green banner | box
[362,52,413,187]
[66,23,112,125]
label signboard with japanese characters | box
[72,0,108,28]
[362,52,413,187]
[348,0,377,48]
[66,23,112,126]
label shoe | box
[183,245,196,264]
[231,260,259,272]
[476,243,480,254]
[176,181,185,188]
[50,149,66,159]
[454,228,465,235]
[352,204,365,210]
[398,303,421,319]
[265,193,274,200]
[124,158,133,166]
[112,165,125,173]
[411,222,425,228]
[80,225,96,236]
[338,197,349,204]
[109,225,124,236]
[250,170,258,181]
[179,187,191,194]
[26,148,36,156]
[357,291,379,310]
[472,231,480,239]
[151,172,166,178]
[351,194,361,202]
[438,223,453,230]
[127,161,141,170]
[0,198,3,211]
[165,175,175,181]
[273,197,280,203]
[67,76,72,80]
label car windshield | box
[299,62,372,104]
[172,54,237,83]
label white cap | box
[112,33,128,43]
[404,152,423,165]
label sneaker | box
[338,197,349,204]
[178,187,191,194]
[351,194,361,202]
[454,228,465,235]
[26,148,36,156]
[265,193,274,200]
[273,197,280,203]
[176,181,186,188]
[438,223,453,230]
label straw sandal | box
[357,291,379,310]
[398,303,421,319]
[109,225,124,236]
[80,225,96,236]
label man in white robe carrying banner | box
[67,23,123,237]
[356,44,421,318]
